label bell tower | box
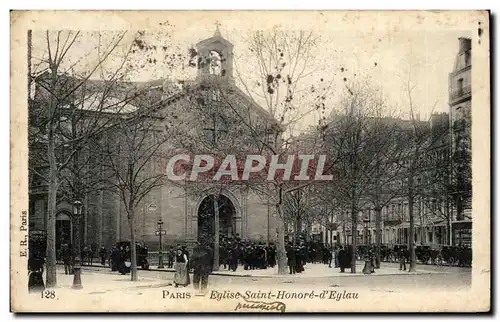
[195,23,234,83]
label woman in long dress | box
[173,248,190,287]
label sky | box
[30,12,473,133]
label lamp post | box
[362,214,372,274]
[157,219,164,269]
[363,215,370,245]
[72,200,83,289]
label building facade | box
[317,37,473,248]
[28,30,279,253]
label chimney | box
[459,37,471,53]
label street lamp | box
[362,212,374,274]
[157,219,164,269]
[363,215,370,245]
[72,200,83,289]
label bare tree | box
[232,30,334,274]
[101,94,175,281]
[362,115,407,268]
[29,30,133,287]
[282,185,320,244]
[321,80,386,273]
[399,82,450,272]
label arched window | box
[209,50,222,75]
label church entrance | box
[55,212,72,260]
[197,194,236,244]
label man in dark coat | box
[398,246,407,271]
[267,244,276,268]
[338,246,348,273]
[167,246,175,268]
[99,246,107,266]
[62,244,72,274]
[286,243,296,274]
[295,244,305,273]
[110,246,119,271]
[228,242,239,272]
[191,241,214,294]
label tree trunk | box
[129,206,138,281]
[375,207,382,269]
[212,195,220,271]
[350,206,357,273]
[45,71,59,288]
[446,199,452,246]
[342,217,346,245]
[45,138,58,288]
[46,173,58,288]
[275,203,288,275]
[305,222,311,243]
[408,176,417,272]
[296,213,303,245]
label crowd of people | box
[56,238,472,280]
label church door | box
[197,194,236,244]
[56,212,72,260]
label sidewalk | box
[76,261,451,278]
[42,268,171,296]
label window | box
[457,78,464,96]
[465,51,471,67]
[202,112,228,145]
[209,50,222,76]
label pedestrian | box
[370,247,376,273]
[267,243,276,268]
[173,247,190,287]
[398,247,407,271]
[28,255,45,293]
[338,246,347,273]
[295,244,305,273]
[220,242,228,270]
[191,241,213,295]
[118,246,129,275]
[167,246,174,268]
[99,246,107,266]
[229,242,239,271]
[110,246,119,271]
[329,246,336,268]
[286,243,296,274]
[62,244,72,274]
[90,243,97,266]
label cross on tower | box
[214,21,222,37]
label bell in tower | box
[195,23,234,83]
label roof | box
[195,30,234,50]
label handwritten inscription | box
[235,297,286,313]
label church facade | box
[29,29,279,252]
